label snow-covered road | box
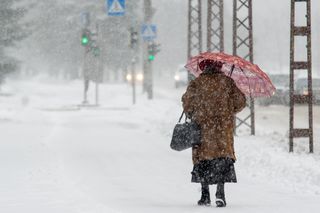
[0,78,320,213]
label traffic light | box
[81,29,101,57]
[92,46,100,57]
[81,29,91,46]
[130,28,138,49]
[148,43,155,61]
[81,35,89,45]
[148,42,161,61]
[90,32,99,57]
[148,55,155,61]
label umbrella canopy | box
[185,52,276,97]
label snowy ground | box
[0,76,320,213]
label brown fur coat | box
[182,73,246,164]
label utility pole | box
[233,0,255,135]
[188,0,202,82]
[143,0,154,99]
[207,0,224,52]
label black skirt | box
[191,157,237,184]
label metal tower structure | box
[207,0,224,52]
[289,0,313,153]
[188,0,203,81]
[233,0,255,135]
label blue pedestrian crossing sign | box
[141,24,157,41]
[107,0,125,16]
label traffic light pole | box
[81,20,101,106]
[95,22,100,106]
[81,13,90,105]
[131,58,136,104]
[83,46,89,105]
[95,76,99,105]
[129,27,139,104]
[147,59,153,99]
[143,0,153,100]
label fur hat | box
[199,59,223,71]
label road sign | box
[107,0,125,16]
[81,12,90,27]
[141,24,157,41]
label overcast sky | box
[152,0,320,77]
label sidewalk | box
[0,79,319,212]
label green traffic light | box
[148,55,155,61]
[81,36,89,45]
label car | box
[257,74,289,106]
[174,66,188,88]
[126,72,144,83]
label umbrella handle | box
[197,59,199,74]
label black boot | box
[215,183,226,207]
[198,183,211,206]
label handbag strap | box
[178,111,191,123]
[178,111,185,123]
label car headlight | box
[126,74,132,82]
[136,73,144,81]
[174,75,180,81]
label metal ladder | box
[289,0,313,152]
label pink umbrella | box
[185,52,276,97]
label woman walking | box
[182,60,246,207]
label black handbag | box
[170,112,201,151]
